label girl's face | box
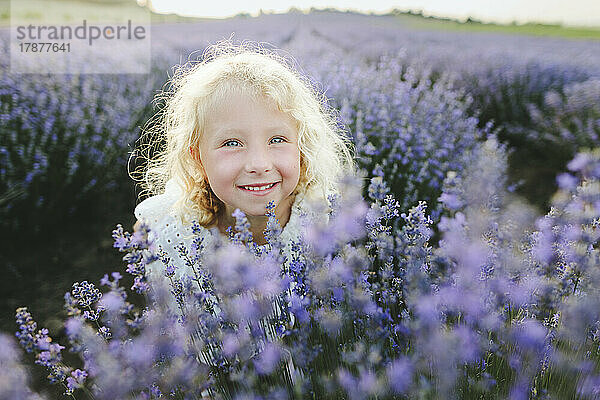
[197,91,301,218]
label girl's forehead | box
[202,90,299,134]
[206,90,293,123]
[209,87,276,110]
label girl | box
[133,40,356,283]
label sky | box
[145,0,600,27]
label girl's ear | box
[189,146,207,180]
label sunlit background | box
[143,0,600,26]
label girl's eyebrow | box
[208,128,241,144]
[214,127,242,137]
[214,125,295,138]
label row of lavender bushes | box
[3,14,600,241]
[0,64,162,238]
[305,53,487,223]
[285,15,600,209]
[455,63,600,210]
[5,138,600,399]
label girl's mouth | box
[238,181,279,195]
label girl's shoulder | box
[134,179,211,249]
[134,179,183,226]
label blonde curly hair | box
[135,39,356,227]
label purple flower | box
[439,192,462,210]
[358,370,381,396]
[288,292,309,324]
[229,295,261,322]
[122,340,155,368]
[71,281,102,308]
[99,291,124,313]
[66,369,88,394]
[253,343,281,375]
[316,307,343,337]
[64,317,84,338]
[567,152,591,172]
[337,368,357,391]
[0,333,48,399]
[387,358,413,394]
[222,333,241,358]
[512,320,548,353]
[368,176,389,201]
[556,173,578,190]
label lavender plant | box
[0,333,48,400]
[6,140,600,399]
[458,64,598,209]
[461,62,592,133]
[14,307,85,397]
[0,64,161,237]
[306,54,487,224]
[508,77,600,161]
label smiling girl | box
[133,40,355,281]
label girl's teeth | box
[242,182,276,191]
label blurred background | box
[1,0,599,396]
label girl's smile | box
[237,181,280,195]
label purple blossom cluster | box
[14,307,77,396]
[112,223,158,294]
[0,333,48,400]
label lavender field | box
[2,10,600,399]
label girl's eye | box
[223,140,241,147]
[270,136,286,144]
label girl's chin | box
[251,205,280,217]
[225,205,273,218]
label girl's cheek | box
[217,151,241,164]
[274,146,300,160]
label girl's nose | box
[245,147,273,173]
